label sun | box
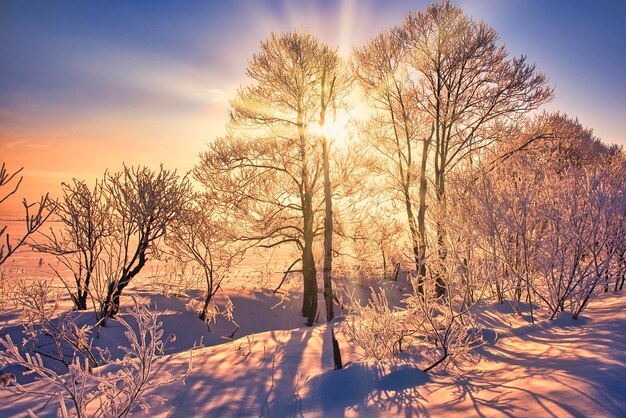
[318,112,352,147]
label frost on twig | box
[0,297,191,418]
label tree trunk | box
[199,270,215,322]
[301,241,317,326]
[322,136,334,322]
[434,171,447,299]
[73,260,93,311]
[102,275,132,318]
[614,253,624,291]
[76,290,88,311]
[301,192,318,326]
[433,60,446,300]
[416,126,434,292]
[405,189,424,294]
[199,290,214,323]
[381,246,387,280]
[319,66,336,323]
[100,249,147,320]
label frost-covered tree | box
[353,29,433,294]
[456,113,625,320]
[167,193,244,323]
[196,32,348,326]
[0,163,51,266]
[36,179,110,310]
[99,165,191,320]
[401,1,553,297]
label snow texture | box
[1,286,625,417]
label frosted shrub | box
[404,280,484,372]
[0,262,19,310]
[344,290,408,361]
[146,258,203,298]
[0,299,190,417]
[13,277,101,370]
[344,279,483,372]
[532,163,626,319]
[92,302,188,417]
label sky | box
[1,0,625,215]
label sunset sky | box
[1,0,625,215]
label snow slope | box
[2,290,625,417]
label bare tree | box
[401,1,553,297]
[99,165,191,320]
[353,29,433,294]
[35,179,110,310]
[0,163,52,266]
[167,193,244,323]
[196,32,345,326]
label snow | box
[2,284,625,417]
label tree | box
[353,29,433,294]
[99,165,190,320]
[167,193,244,323]
[0,163,52,266]
[196,32,346,326]
[401,1,553,297]
[319,56,351,322]
[36,179,109,310]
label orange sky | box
[1,105,228,215]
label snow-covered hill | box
[2,287,625,417]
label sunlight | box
[2,2,624,417]
[317,112,352,147]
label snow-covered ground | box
[2,279,625,417]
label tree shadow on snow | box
[307,362,432,417]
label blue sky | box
[1,0,625,210]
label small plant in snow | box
[0,298,191,417]
[404,279,484,372]
[145,258,203,299]
[343,289,409,362]
[0,262,19,310]
[14,277,101,369]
